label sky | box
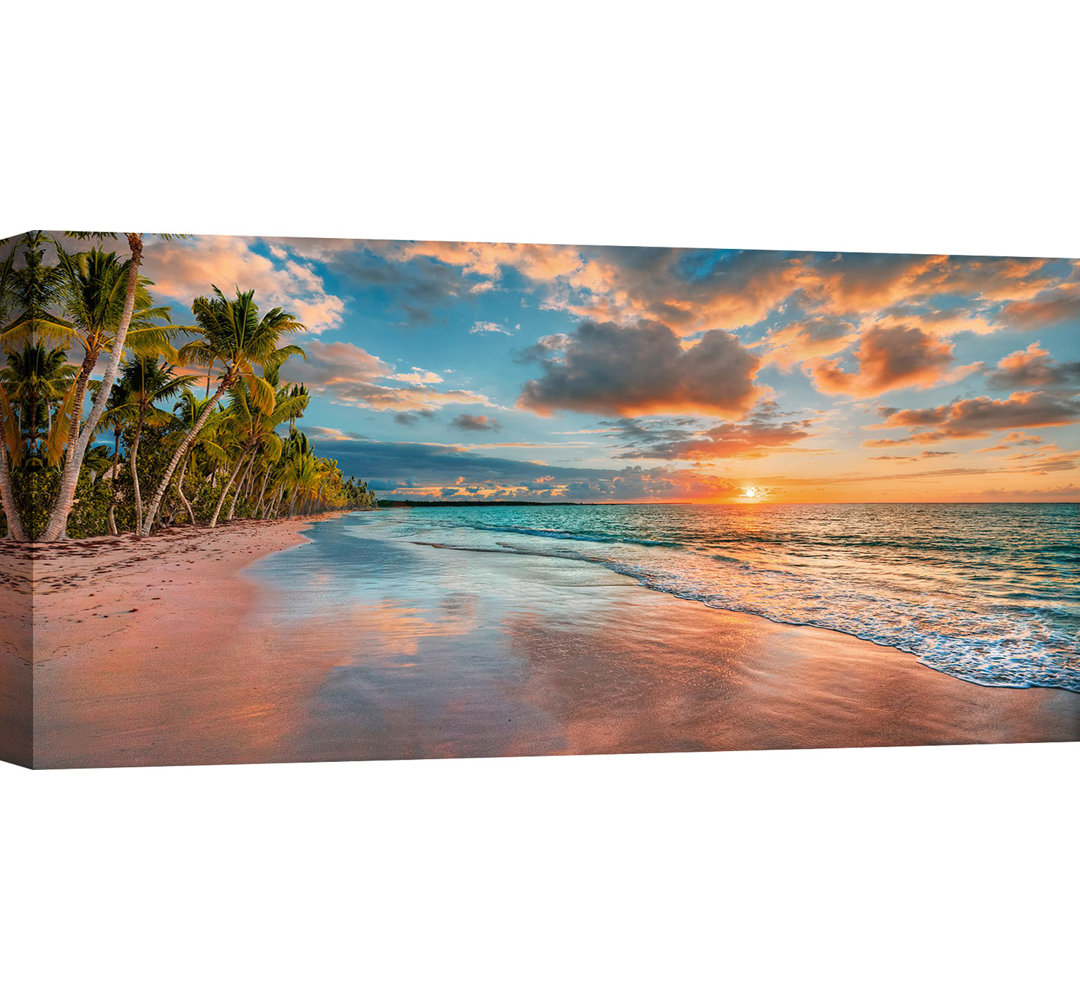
[111,235,1080,502]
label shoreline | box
[30,514,344,768]
[27,512,1080,768]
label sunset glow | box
[114,238,1079,503]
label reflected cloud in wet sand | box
[270,523,1078,761]
[29,515,1079,768]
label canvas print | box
[0,231,1077,768]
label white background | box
[2,3,1077,997]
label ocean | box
[343,502,1080,692]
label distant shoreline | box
[377,499,1080,507]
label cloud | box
[961,484,1080,501]
[757,317,858,369]
[803,324,975,397]
[995,287,1080,331]
[302,434,743,501]
[974,429,1044,452]
[282,340,492,412]
[867,450,957,462]
[450,414,501,432]
[1013,448,1080,475]
[153,240,1076,350]
[1002,431,1044,445]
[614,412,814,461]
[145,235,345,332]
[875,390,1080,440]
[392,241,585,285]
[393,410,436,426]
[877,305,997,337]
[469,321,511,336]
[517,320,763,418]
[986,342,1080,389]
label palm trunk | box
[64,352,97,459]
[129,407,146,531]
[226,451,257,522]
[176,456,195,525]
[0,435,28,541]
[41,234,144,542]
[209,451,247,528]
[254,467,272,518]
[107,427,121,535]
[140,373,232,537]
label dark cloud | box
[334,246,471,324]
[450,414,501,432]
[996,289,1080,331]
[517,320,762,418]
[985,342,1080,389]
[393,410,436,426]
[617,413,813,460]
[597,417,699,446]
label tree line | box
[0,231,375,541]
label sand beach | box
[23,512,1079,768]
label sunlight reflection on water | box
[343,503,1080,691]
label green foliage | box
[0,232,377,540]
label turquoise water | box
[343,503,1080,692]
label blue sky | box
[130,236,1080,502]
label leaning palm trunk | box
[106,427,122,535]
[0,436,27,541]
[254,467,272,518]
[268,485,284,520]
[226,452,257,522]
[129,409,146,530]
[208,451,248,528]
[140,374,233,537]
[175,457,195,526]
[62,352,97,460]
[41,235,144,542]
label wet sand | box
[27,513,1080,768]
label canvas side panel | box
[0,543,33,767]
[0,233,35,767]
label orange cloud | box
[147,235,345,332]
[283,341,493,412]
[614,414,814,461]
[757,317,858,369]
[803,324,974,397]
[877,391,1080,440]
[996,286,1080,331]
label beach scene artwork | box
[0,233,1077,769]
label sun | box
[740,485,762,501]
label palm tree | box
[0,384,26,539]
[0,231,71,349]
[167,387,229,525]
[97,381,138,535]
[138,287,305,536]
[113,355,196,530]
[0,344,78,459]
[212,364,309,526]
[39,237,188,542]
[0,233,67,539]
